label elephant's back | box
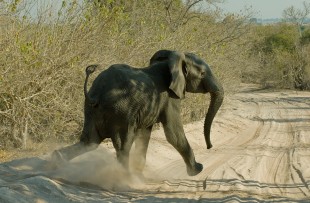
[89,64,162,126]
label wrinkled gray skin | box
[51,50,224,177]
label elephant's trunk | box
[203,81,224,149]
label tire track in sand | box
[141,86,310,201]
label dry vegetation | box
[0,0,309,151]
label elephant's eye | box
[200,71,205,77]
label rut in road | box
[142,87,310,200]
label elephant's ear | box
[168,51,187,99]
[150,50,187,99]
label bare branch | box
[283,1,310,25]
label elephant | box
[51,50,224,177]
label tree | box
[282,1,310,37]
[282,1,310,90]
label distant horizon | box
[18,0,310,22]
[217,0,308,19]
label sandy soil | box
[1,84,310,202]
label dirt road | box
[1,84,310,202]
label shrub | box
[0,0,251,149]
[246,24,310,89]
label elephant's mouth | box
[186,79,206,93]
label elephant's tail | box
[84,65,99,107]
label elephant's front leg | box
[161,102,203,176]
[163,125,203,176]
[131,127,152,177]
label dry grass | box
[0,1,251,149]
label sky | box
[24,0,309,20]
[218,0,309,19]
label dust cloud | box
[47,145,147,191]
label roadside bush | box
[245,24,310,89]
[301,28,310,45]
[0,0,251,149]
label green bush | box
[246,24,310,89]
[301,28,310,45]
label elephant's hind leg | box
[131,127,152,177]
[111,126,136,170]
[51,141,99,166]
[50,122,102,168]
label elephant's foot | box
[131,171,146,182]
[48,150,69,169]
[187,162,203,176]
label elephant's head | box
[150,50,224,149]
